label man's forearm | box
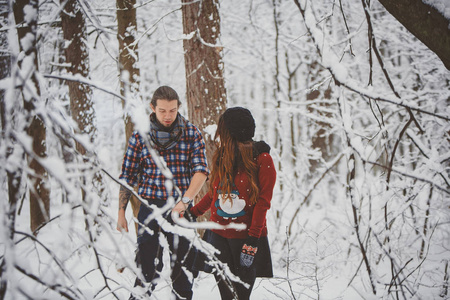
[119,186,132,212]
[172,172,207,214]
[183,172,207,200]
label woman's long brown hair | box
[209,115,260,205]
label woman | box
[189,107,276,299]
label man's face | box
[151,99,179,128]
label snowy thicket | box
[0,0,449,299]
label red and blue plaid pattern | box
[120,118,209,201]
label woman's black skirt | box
[193,230,273,278]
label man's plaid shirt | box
[119,118,209,201]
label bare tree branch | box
[14,265,79,300]
[361,0,400,98]
[292,0,449,122]
[378,0,450,70]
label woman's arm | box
[190,189,214,217]
[248,153,277,237]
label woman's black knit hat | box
[222,107,255,142]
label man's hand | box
[117,186,131,232]
[172,201,188,218]
[117,212,129,232]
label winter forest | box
[0,0,449,299]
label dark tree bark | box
[182,0,227,168]
[60,0,107,210]
[117,0,141,231]
[13,0,50,235]
[0,1,10,134]
[117,0,140,141]
[182,0,227,232]
[60,0,96,155]
[378,0,450,69]
[306,63,335,174]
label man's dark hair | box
[151,86,181,107]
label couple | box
[117,86,276,300]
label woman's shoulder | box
[253,141,271,157]
[253,141,274,164]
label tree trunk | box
[117,0,141,232]
[307,62,334,174]
[378,0,450,70]
[13,0,50,234]
[0,1,10,133]
[1,2,17,297]
[13,0,50,235]
[182,0,227,232]
[60,0,107,210]
[60,0,96,156]
[117,0,140,140]
[182,0,227,169]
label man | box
[117,86,208,300]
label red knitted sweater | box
[190,152,276,239]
